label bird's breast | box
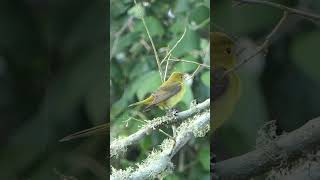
[212,68,229,103]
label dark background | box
[212,0,320,178]
[0,0,108,179]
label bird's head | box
[211,32,236,70]
[168,72,186,83]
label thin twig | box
[111,111,210,180]
[110,99,210,158]
[141,17,164,82]
[233,0,320,21]
[160,27,187,64]
[225,11,288,75]
[164,52,171,81]
[133,0,164,82]
[165,58,210,68]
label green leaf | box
[180,85,193,107]
[134,16,164,37]
[198,146,210,171]
[201,71,210,87]
[175,0,190,13]
[189,5,209,25]
[128,3,145,19]
[169,29,200,57]
[136,71,162,100]
[174,55,199,73]
[291,31,320,83]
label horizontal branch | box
[110,99,210,158]
[214,116,320,179]
[111,111,210,180]
[233,0,320,21]
[280,162,320,180]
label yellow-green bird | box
[129,72,186,111]
[60,72,186,142]
[212,32,241,132]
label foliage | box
[110,0,210,178]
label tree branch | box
[111,111,210,180]
[233,0,320,21]
[213,116,320,179]
[110,99,210,158]
[280,162,320,180]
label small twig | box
[191,18,210,30]
[233,0,320,21]
[111,111,210,180]
[165,58,210,68]
[189,65,201,80]
[160,27,187,65]
[225,11,288,75]
[141,17,164,82]
[133,0,164,82]
[163,53,171,81]
[159,129,174,139]
[110,99,210,158]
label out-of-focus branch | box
[281,162,320,180]
[226,11,288,75]
[233,0,320,21]
[111,111,210,180]
[110,99,210,158]
[214,116,320,180]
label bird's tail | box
[128,96,153,107]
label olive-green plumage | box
[211,32,241,132]
[129,72,186,111]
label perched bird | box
[60,72,186,142]
[212,32,241,132]
[129,72,186,111]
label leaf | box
[201,71,210,87]
[180,85,193,107]
[134,16,164,37]
[291,31,320,83]
[136,71,162,100]
[169,29,200,57]
[189,5,209,25]
[128,3,145,19]
[174,55,199,73]
[198,146,210,171]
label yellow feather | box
[211,32,241,132]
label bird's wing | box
[144,82,181,110]
[212,68,229,103]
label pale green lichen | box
[110,136,128,158]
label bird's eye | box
[225,47,232,55]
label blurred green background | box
[110,0,210,179]
[0,0,108,179]
[212,0,320,177]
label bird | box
[129,72,186,111]
[211,32,241,132]
[59,72,186,142]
